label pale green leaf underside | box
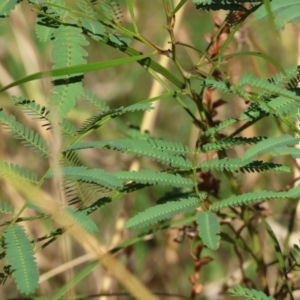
[197,211,220,250]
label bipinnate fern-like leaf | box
[66,138,191,169]
[114,170,193,188]
[66,207,98,232]
[100,0,123,23]
[239,161,291,173]
[77,103,153,134]
[238,74,300,101]
[47,166,123,189]
[0,0,19,23]
[198,157,252,172]
[4,225,39,295]
[271,146,300,159]
[81,18,106,41]
[12,96,50,123]
[126,197,203,229]
[269,66,299,86]
[201,136,266,152]
[202,118,237,138]
[0,160,38,184]
[81,88,110,112]
[49,24,88,120]
[242,134,300,161]
[197,211,220,250]
[77,0,97,16]
[193,0,260,11]
[50,82,84,122]
[228,285,276,300]
[255,0,300,29]
[210,184,300,211]
[0,110,49,157]
[0,201,14,215]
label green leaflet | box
[0,160,38,183]
[49,24,88,120]
[255,0,300,29]
[47,166,124,189]
[210,184,300,211]
[80,19,105,41]
[239,161,291,173]
[49,82,84,122]
[4,225,39,295]
[202,118,237,137]
[66,138,192,169]
[126,197,203,228]
[201,136,266,152]
[193,0,260,11]
[197,211,220,250]
[51,25,89,69]
[0,0,19,23]
[271,146,300,158]
[0,201,14,215]
[77,103,153,134]
[77,0,97,16]
[82,88,110,113]
[114,170,193,188]
[12,96,50,121]
[0,110,49,158]
[228,285,276,300]
[243,134,300,161]
[238,74,300,101]
[198,157,252,172]
[66,207,98,232]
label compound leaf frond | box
[114,170,193,188]
[47,166,123,189]
[126,197,202,228]
[4,225,39,295]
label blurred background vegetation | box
[0,1,299,299]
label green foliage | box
[66,138,192,168]
[193,0,261,12]
[126,197,203,229]
[210,184,300,211]
[0,201,14,215]
[228,285,276,300]
[47,166,124,189]
[0,110,49,157]
[0,0,20,23]
[4,225,39,295]
[0,160,38,183]
[114,170,193,188]
[255,0,300,29]
[66,207,98,232]
[1,0,300,298]
[197,211,220,250]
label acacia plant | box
[1,0,300,299]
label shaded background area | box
[0,1,299,299]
